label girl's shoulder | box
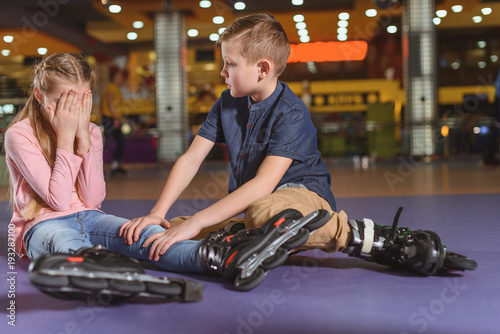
[6,118,35,137]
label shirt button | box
[240,153,244,158]
[248,123,252,129]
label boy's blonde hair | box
[6,52,96,220]
[217,13,290,76]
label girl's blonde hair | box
[217,13,290,77]
[6,52,96,220]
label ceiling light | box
[472,16,482,23]
[209,33,219,41]
[478,61,486,69]
[187,29,199,37]
[218,27,226,34]
[365,9,377,17]
[307,61,317,74]
[127,32,138,40]
[199,0,211,8]
[338,20,348,28]
[37,47,48,55]
[478,41,487,48]
[297,29,308,36]
[133,21,144,29]
[109,4,121,13]
[481,7,492,15]
[292,0,304,5]
[293,14,304,22]
[299,35,310,43]
[3,36,13,43]
[338,34,348,41]
[451,61,461,70]
[491,55,499,62]
[433,17,441,25]
[234,2,246,10]
[451,5,463,13]
[1,50,10,56]
[436,10,447,18]
[387,25,397,33]
[213,16,224,24]
[296,22,306,30]
[337,27,347,35]
[338,12,350,20]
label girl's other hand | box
[76,90,92,154]
[44,90,79,152]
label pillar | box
[402,0,437,157]
[154,11,188,161]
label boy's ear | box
[258,59,271,78]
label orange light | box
[288,41,368,63]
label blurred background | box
[0,0,499,170]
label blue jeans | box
[24,210,207,273]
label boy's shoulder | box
[278,82,304,104]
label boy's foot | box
[29,245,204,303]
[343,207,478,275]
[198,209,330,291]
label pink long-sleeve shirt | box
[5,118,106,257]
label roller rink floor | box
[1,158,499,334]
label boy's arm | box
[120,135,214,243]
[143,155,293,261]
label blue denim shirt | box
[197,82,336,211]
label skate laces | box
[384,207,404,248]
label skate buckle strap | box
[361,218,375,256]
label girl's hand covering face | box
[76,90,93,141]
[43,90,80,141]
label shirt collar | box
[247,82,284,112]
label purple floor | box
[1,194,499,334]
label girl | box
[4,53,325,291]
[4,53,202,273]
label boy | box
[121,13,476,284]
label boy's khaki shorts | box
[169,187,351,253]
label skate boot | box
[342,207,477,275]
[198,209,330,291]
[29,245,204,303]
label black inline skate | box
[198,209,330,291]
[342,207,477,275]
[29,245,204,303]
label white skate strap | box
[360,218,375,256]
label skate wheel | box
[263,209,303,233]
[30,272,69,288]
[262,248,288,270]
[71,277,108,290]
[146,282,183,297]
[109,280,146,294]
[303,209,330,231]
[444,252,478,271]
[40,290,90,301]
[234,268,266,291]
[283,228,310,250]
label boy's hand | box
[143,220,202,261]
[119,214,171,245]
